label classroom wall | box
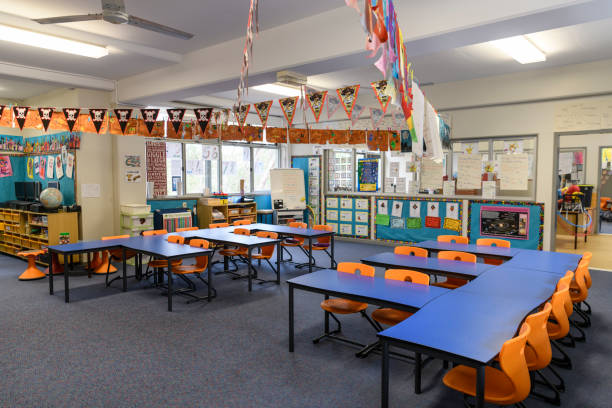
[112,134,147,232]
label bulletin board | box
[270,168,306,210]
[325,195,370,239]
[468,200,544,249]
[374,196,463,243]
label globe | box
[40,188,63,210]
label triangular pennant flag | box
[370,107,384,128]
[140,108,160,135]
[13,106,29,131]
[0,105,5,122]
[37,107,54,132]
[337,85,360,119]
[392,110,405,128]
[166,108,186,134]
[63,108,80,132]
[89,109,107,134]
[194,108,213,133]
[279,96,299,127]
[350,104,366,126]
[306,91,328,123]
[114,108,133,134]
[371,80,391,113]
[233,104,250,129]
[326,94,341,119]
[253,101,273,128]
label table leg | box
[276,242,281,284]
[207,253,212,302]
[122,248,127,292]
[247,247,253,292]
[574,213,578,250]
[415,352,422,394]
[308,238,313,274]
[64,254,72,303]
[330,234,335,269]
[48,250,54,295]
[289,284,294,352]
[382,341,390,408]
[167,259,173,312]
[324,294,330,334]
[476,365,485,408]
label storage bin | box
[120,204,152,215]
[120,227,145,237]
[121,214,153,229]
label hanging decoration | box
[371,80,391,112]
[63,108,80,132]
[279,96,299,127]
[370,107,384,128]
[253,101,273,128]
[194,108,213,133]
[37,108,54,132]
[13,106,29,131]
[392,110,405,128]
[0,106,5,123]
[89,109,107,134]
[351,104,366,126]
[326,94,341,119]
[306,91,328,123]
[234,104,250,129]
[166,108,186,134]
[236,0,260,109]
[337,85,360,119]
[140,108,160,135]
[113,108,133,135]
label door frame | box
[597,145,612,234]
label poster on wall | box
[358,158,378,192]
[480,206,529,240]
[27,157,34,179]
[145,141,167,196]
[39,157,46,179]
[46,156,54,179]
[0,155,12,177]
[66,153,74,178]
[124,154,142,183]
[55,154,64,179]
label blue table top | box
[288,269,449,310]
[173,229,280,247]
[47,238,131,253]
[414,240,520,258]
[361,252,494,279]
[506,250,581,274]
[238,223,334,237]
[121,236,212,259]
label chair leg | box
[569,320,587,342]
[546,364,566,392]
[581,300,592,315]
[572,306,591,328]
[531,369,561,406]
[551,340,573,369]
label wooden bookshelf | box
[197,201,256,228]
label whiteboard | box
[270,168,306,210]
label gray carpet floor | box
[1,241,611,407]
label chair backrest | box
[176,226,199,232]
[524,302,552,370]
[550,283,571,338]
[581,251,592,288]
[476,238,510,248]
[572,261,589,303]
[556,271,574,317]
[394,246,428,257]
[437,235,468,244]
[167,235,185,244]
[209,223,229,229]
[189,239,210,269]
[313,224,332,244]
[142,229,168,236]
[234,228,251,236]
[337,262,375,277]
[255,231,278,257]
[102,235,130,240]
[233,219,251,226]
[385,269,429,285]
[498,322,531,404]
[438,250,476,263]
[289,221,307,229]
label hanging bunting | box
[234,104,250,129]
[0,106,5,123]
[166,108,186,134]
[370,107,384,128]
[351,104,366,126]
[326,94,341,119]
[37,107,54,132]
[89,108,107,134]
[63,108,80,132]
[140,108,160,135]
[253,101,273,128]
[392,110,405,128]
[337,85,360,119]
[279,96,299,127]
[194,108,213,133]
[306,91,328,123]
[13,107,29,131]
[113,108,133,135]
[371,80,391,112]
[236,0,260,108]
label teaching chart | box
[325,195,370,238]
[499,153,529,190]
[457,154,482,190]
[420,157,444,190]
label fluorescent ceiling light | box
[252,83,302,97]
[0,25,108,58]
[491,35,545,64]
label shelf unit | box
[0,209,79,265]
[197,201,257,228]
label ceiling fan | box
[32,0,194,40]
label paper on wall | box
[39,157,46,179]
[355,198,368,210]
[389,162,400,178]
[427,202,439,217]
[55,155,63,179]
[339,224,353,235]
[409,201,421,218]
[423,101,443,162]
[407,180,418,195]
[81,183,100,198]
[420,157,443,190]
[384,177,396,192]
[391,201,403,217]
[66,153,74,178]
[61,145,67,163]
[355,211,369,223]
[46,156,54,179]
[340,198,353,209]
[411,80,425,157]
[377,199,389,215]
[457,154,482,190]
[326,197,339,208]
[499,153,529,190]
[443,180,455,196]
[326,210,338,221]
[558,152,573,175]
[482,181,496,198]
[395,177,406,193]
[340,211,353,222]
[355,225,368,236]
[446,203,459,220]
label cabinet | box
[197,201,257,228]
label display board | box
[270,168,306,210]
[468,200,544,249]
[374,196,463,243]
[325,195,370,238]
[357,158,378,192]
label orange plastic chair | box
[100,235,138,286]
[299,225,334,269]
[142,229,168,236]
[216,228,251,274]
[547,282,573,369]
[17,249,46,281]
[281,222,307,262]
[443,323,531,407]
[432,251,476,289]
[208,223,229,229]
[176,226,199,232]
[476,238,510,265]
[394,246,428,257]
[569,261,590,329]
[438,235,468,244]
[233,219,252,226]
[142,233,184,283]
[93,235,131,275]
[87,251,101,271]
[249,231,279,278]
[45,252,64,276]
[313,263,380,351]
[171,239,213,302]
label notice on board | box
[457,154,482,190]
[420,157,443,190]
[499,153,529,190]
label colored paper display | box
[375,214,390,226]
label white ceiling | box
[0,75,57,100]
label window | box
[253,147,278,192]
[166,142,183,196]
[185,143,219,194]
[327,149,353,192]
[222,144,251,193]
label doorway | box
[598,147,612,234]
